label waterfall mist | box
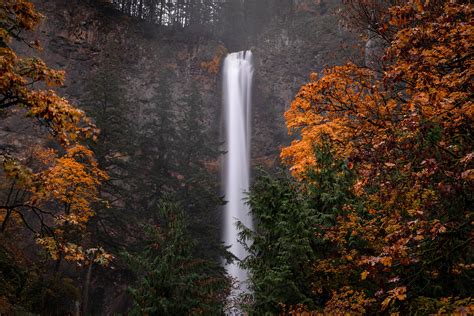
[222,51,254,298]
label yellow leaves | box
[361,270,369,280]
[36,236,60,261]
[359,256,392,267]
[86,247,114,267]
[382,287,407,311]
[63,243,86,262]
[1,154,34,188]
[381,297,392,310]
[63,244,113,266]
[37,237,114,266]
[324,286,375,314]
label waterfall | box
[222,51,254,299]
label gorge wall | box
[12,0,359,164]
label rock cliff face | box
[250,1,359,160]
[14,0,357,165]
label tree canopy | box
[244,0,473,314]
[1,0,109,270]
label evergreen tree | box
[127,197,229,315]
[81,42,138,251]
[176,84,224,260]
[132,70,179,215]
[241,141,359,313]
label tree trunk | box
[82,263,93,315]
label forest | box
[0,0,472,314]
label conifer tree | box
[128,198,229,315]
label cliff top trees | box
[109,0,220,28]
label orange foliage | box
[32,145,108,227]
[1,0,98,144]
[1,0,108,264]
[201,45,228,75]
[281,0,473,312]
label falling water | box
[222,51,254,299]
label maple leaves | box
[1,0,108,265]
[32,145,108,226]
[280,0,473,313]
[1,1,98,145]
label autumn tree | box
[0,0,109,284]
[244,0,473,314]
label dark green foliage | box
[82,49,230,313]
[240,169,317,313]
[241,142,359,313]
[127,198,229,315]
[81,42,141,253]
[305,141,361,217]
[176,83,224,260]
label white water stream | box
[222,50,254,298]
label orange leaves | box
[4,145,109,260]
[281,63,388,177]
[429,219,447,240]
[324,286,375,314]
[387,1,473,127]
[31,145,108,227]
[280,1,472,312]
[25,90,98,144]
[1,52,98,144]
[200,45,227,75]
[0,0,43,40]
[1,1,108,263]
[1,3,98,146]
[381,287,407,310]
